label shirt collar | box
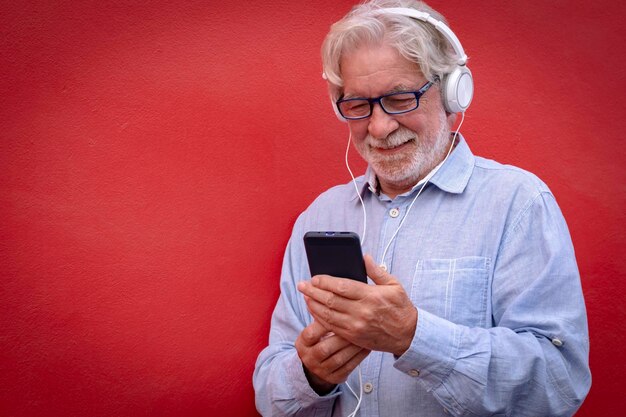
[427,133,474,194]
[352,133,474,201]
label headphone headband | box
[378,8,467,66]
[325,5,474,116]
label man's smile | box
[370,138,415,153]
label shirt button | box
[408,369,420,377]
[389,208,400,218]
[363,382,374,393]
[552,338,564,347]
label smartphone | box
[303,231,367,283]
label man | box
[253,1,591,416]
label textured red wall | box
[1,1,624,416]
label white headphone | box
[324,7,474,118]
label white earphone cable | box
[379,112,465,269]
[344,132,365,416]
[345,131,367,246]
[345,365,363,417]
[343,111,466,417]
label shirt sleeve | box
[394,191,591,416]
[253,219,341,416]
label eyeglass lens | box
[339,92,419,118]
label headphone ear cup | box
[330,98,348,122]
[323,71,348,122]
[441,66,473,113]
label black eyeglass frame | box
[336,81,434,120]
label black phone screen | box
[303,231,367,283]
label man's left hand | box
[297,254,417,357]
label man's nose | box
[367,104,399,140]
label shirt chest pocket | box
[410,257,491,328]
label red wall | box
[1,1,624,416]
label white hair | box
[321,0,460,101]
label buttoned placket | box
[355,190,420,416]
[353,351,383,416]
[352,194,386,417]
[377,194,411,273]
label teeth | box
[383,140,411,150]
[371,138,414,150]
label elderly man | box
[253,1,591,416]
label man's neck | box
[378,178,416,200]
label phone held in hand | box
[303,231,367,283]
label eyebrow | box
[342,84,415,100]
[388,84,412,94]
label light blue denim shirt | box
[253,136,591,417]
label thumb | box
[364,254,396,285]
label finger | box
[327,348,371,384]
[298,279,335,304]
[311,333,353,363]
[302,339,368,386]
[311,274,365,301]
[299,320,331,347]
[364,254,396,285]
[308,311,334,335]
[305,297,353,333]
[300,279,352,313]
[320,342,365,374]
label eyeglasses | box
[336,81,434,120]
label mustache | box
[366,127,416,149]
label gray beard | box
[362,113,450,189]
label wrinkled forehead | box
[339,42,425,97]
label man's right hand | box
[295,320,370,395]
